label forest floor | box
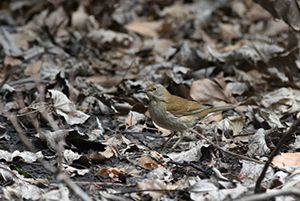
[1,0,300,200]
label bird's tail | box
[196,105,236,120]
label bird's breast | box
[148,101,198,131]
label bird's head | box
[143,83,170,101]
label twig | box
[234,188,300,201]
[192,129,265,164]
[254,117,300,193]
[57,173,93,201]
[0,70,11,90]
[0,86,93,201]
[121,56,137,81]
[37,85,93,201]
[74,181,135,187]
[113,188,208,195]
[167,161,210,177]
[0,101,36,153]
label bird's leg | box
[170,130,198,151]
[170,132,185,151]
[161,132,177,148]
[162,130,196,150]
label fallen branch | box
[235,188,300,201]
[192,129,264,164]
[254,117,300,193]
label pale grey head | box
[144,83,169,101]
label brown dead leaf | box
[86,74,137,88]
[140,156,158,170]
[108,168,123,180]
[231,0,247,17]
[227,82,249,95]
[255,108,284,129]
[261,88,293,108]
[150,151,163,161]
[89,146,116,163]
[72,4,90,32]
[297,112,300,119]
[255,0,300,31]
[46,6,68,35]
[105,136,123,146]
[137,179,167,199]
[246,3,272,22]
[272,153,300,168]
[111,168,122,175]
[234,68,254,82]
[201,113,223,124]
[262,20,289,36]
[152,121,172,136]
[13,33,29,49]
[95,168,109,177]
[24,60,42,74]
[160,2,193,20]
[215,73,237,100]
[144,38,175,56]
[95,168,124,178]
[218,23,241,41]
[48,90,90,125]
[4,56,22,67]
[88,29,134,48]
[125,114,137,127]
[13,29,37,50]
[227,116,244,136]
[190,79,236,104]
[125,20,162,37]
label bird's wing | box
[166,95,208,117]
[166,95,235,118]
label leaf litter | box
[1,0,300,200]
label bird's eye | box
[152,86,157,91]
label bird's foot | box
[170,135,198,151]
[161,132,177,148]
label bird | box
[142,83,235,148]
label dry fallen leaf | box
[0,150,43,163]
[226,82,249,95]
[94,168,109,177]
[2,0,300,200]
[227,116,244,136]
[48,89,90,125]
[125,20,162,37]
[45,6,68,36]
[4,55,22,67]
[190,79,236,104]
[246,3,272,22]
[89,146,116,163]
[201,112,223,124]
[272,153,300,168]
[71,4,90,32]
[261,87,293,108]
[255,108,285,129]
[24,60,42,75]
[255,0,300,31]
[140,156,158,170]
[88,29,134,48]
[86,74,137,88]
[218,23,241,41]
[137,179,167,200]
[95,168,125,182]
[125,114,137,127]
[144,38,175,56]
[246,128,270,157]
